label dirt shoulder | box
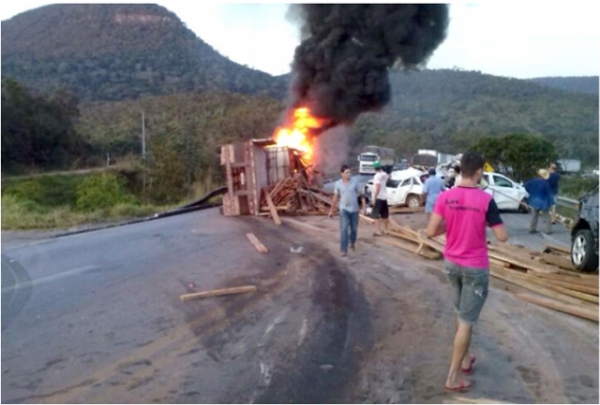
[285,213,598,404]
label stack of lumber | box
[485,242,598,322]
[260,174,335,221]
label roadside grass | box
[0,195,179,230]
[2,170,224,230]
[560,175,598,200]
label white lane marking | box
[1,265,100,293]
[298,317,308,347]
[263,308,289,338]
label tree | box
[1,78,84,173]
[470,134,558,181]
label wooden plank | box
[538,253,575,270]
[545,242,571,255]
[417,234,446,253]
[490,258,511,268]
[388,229,419,244]
[389,206,425,214]
[415,242,425,255]
[526,274,599,295]
[527,271,599,287]
[503,267,600,302]
[180,285,257,301]
[488,250,560,274]
[264,188,282,225]
[246,233,268,253]
[514,292,598,322]
[380,237,440,260]
[359,214,375,224]
[260,205,289,212]
[490,267,596,307]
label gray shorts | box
[444,260,489,325]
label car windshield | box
[361,155,377,162]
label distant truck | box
[358,145,395,174]
[412,149,457,169]
[558,159,581,174]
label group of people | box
[329,152,509,392]
[524,163,560,234]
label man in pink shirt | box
[426,152,508,392]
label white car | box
[482,172,529,212]
[364,169,424,208]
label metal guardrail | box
[557,196,579,210]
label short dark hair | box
[340,165,350,173]
[428,168,436,175]
[460,152,485,177]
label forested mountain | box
[1,4,287,101]
[351,69,598,166]
[529,76,599,95]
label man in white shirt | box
[371,161,389,236]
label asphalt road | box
[2,209,372,403]
[1,198,579,403]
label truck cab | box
[358,152,378,175]
[358,146,395,175]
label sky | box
[1,1,599,79]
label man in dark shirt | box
[525,169,552,234]
[547,163,560,224]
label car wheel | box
[406,195,421,209]
[571,229,599,272]
[519,198,530,213]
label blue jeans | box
[444,260,489,325]
[339,209,359,252]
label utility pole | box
[141,110,146,159]
[141,110,147,199]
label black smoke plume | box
[288,4,449,129]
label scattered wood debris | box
[246,233,268,253]
[260,174,336,221]
[180,285,257,301]
[360,215,599,322]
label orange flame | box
[272,107,325,162]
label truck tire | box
[571,229,599,272]
[406,195,421,209]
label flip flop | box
[373,232,383,237]
[444,380,474,392]
[462,356,476,374]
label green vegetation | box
[559,176,599,200]
[1,79,85,173]
[530,76,599,95]
[1,172,169,230]
[470,134,557,182]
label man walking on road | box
[423,168,445,219]
[525,169,553,234]
[371,161,390,236]
[329,165,366,257]
[426,152,508,392]
[547,163,561,224]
